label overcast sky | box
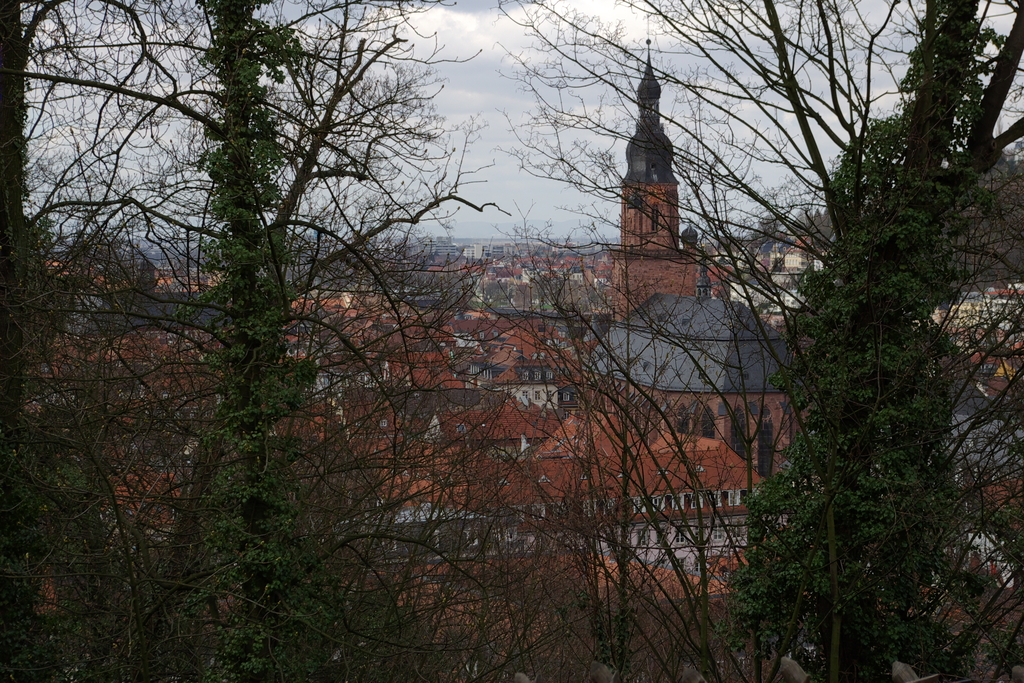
[408,0,646,241]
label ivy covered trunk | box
[199,1,315,680]
[736,1,1003,681]
[0,2,44,679]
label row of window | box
[517,489,748,519]
[633,489,748,512]
[635,519,735,546]
[524,369,556,381]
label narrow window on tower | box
[651,205,660,233]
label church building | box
[601,51,791,477]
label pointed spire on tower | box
[638,39,661,106]
[624,42,676,184]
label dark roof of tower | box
[624,49,676,185]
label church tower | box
[612,46,697,319]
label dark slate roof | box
[74,288,222,337]
[595,293,786,393]
[623,54,677,185]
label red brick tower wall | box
[612,183,697,318]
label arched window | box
[731,409,746,458]
[677,405,691,434]
[702,406,716,439]
[758,414,774,477]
